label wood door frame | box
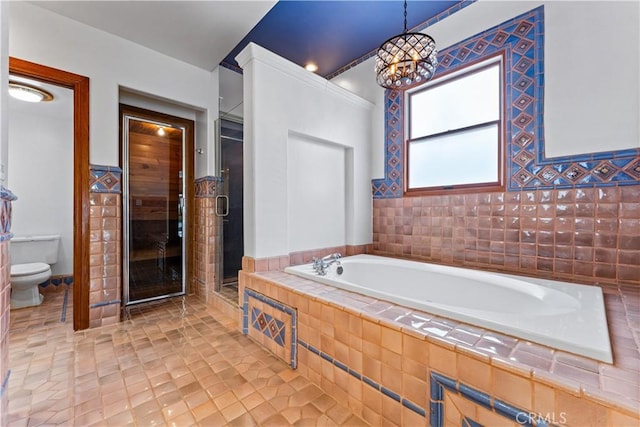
[119,104,195,300]
[9,57,91,330]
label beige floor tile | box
[8,294,368,426]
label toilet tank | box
[10,235,61,265]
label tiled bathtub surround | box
[89,165,123,328]
[194,176,221,302]
[372,186,640,286]
[240,271,640,426]
[0,186,17,426]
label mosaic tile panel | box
[251,307,286,347]
[373,6,640,198]
[194,176,221,198]
[242,289,297,369]
[89,165,122,194]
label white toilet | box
[10,235,61,309]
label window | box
[406,56,504,193]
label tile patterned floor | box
[7,291,368,426]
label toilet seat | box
[11,262,50,277]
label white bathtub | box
[285,254,613,363]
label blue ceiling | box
[222,1,462,77]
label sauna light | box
[375,0,438,89]
[157,127,166,136]
[8,81,54,103]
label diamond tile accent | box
[89,165,122,194]
[539,166,558,183]
[490,30,509,47]
[624,159,640,179]
[194,176,221,198]
[593,161,618,181]
[564,165,587,182]
[513,94,534,111]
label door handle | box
[215,195,229,217]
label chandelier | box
[375,0,438,90]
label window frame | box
[404,52,507,196]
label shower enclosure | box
[215,117,244,298]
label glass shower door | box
[216,118,244,297]
[123,115,186,305]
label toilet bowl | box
[10,235,60,309]
[10,263,51,308]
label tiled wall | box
[241,244,372,274]
[372,7,640,287]
[373,186,640,286]
[88,166,122,327]
[194,177,221,302]
[0,187,17,427]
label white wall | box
[287,133,347,252]
[8,84,74,275]
[332,1,639,165]
[237,43,374,258]
[9,2,220,178]
[0,2,8,185]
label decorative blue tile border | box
[195,176,221,198]
[373,6,639,198]
[298,339,427,418]
[89,299,121,309]
[0,370,10,400]
[61,288,69,322]
[0,186,17,242]
[243,288,297,369]
[430,371,547,427]
[90,165,122,193]
[39,274,73,288]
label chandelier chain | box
[403,0,408,33]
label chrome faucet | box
[312,253,342,276]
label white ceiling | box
[29,1,277,71]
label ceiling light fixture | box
[375,0,438,90]
[157,127,166,136]
[8,81,54,103]
[305,63,318,73]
